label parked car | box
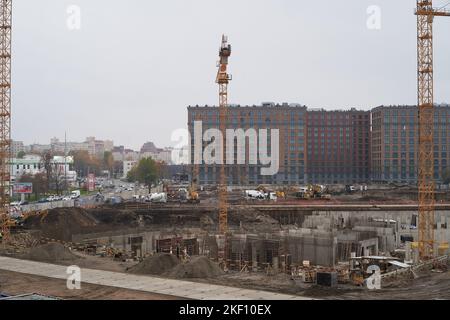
[38,198,49,203]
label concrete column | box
[272,257,279,273]
[413,247,419,264]
[433,242,440,258]
[350,252,356,270]
[405,242,411,262]
[252,242,258,272]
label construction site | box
[0,184,449,300]
[1,1,450,300]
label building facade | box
[10,155,77,186]
[85,137,114,158]
[123,160,137,179]
[188,103,307,185]
[50,137,89,154]
[187,104,370,186]
[306,109,371,184]
[11,140,25,157]
[371,104,450,183]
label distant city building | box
[28,144,51,154]
[123,160,137,179]
[112,146,125,162]
[141,147,173,164]
[50,137,89,154]
[10,140,25,157]
[140,142,158,154]
[306,108,371,184]
[188,103,307,185]
[112,146,140,162]
[10,155,77,186]
[371,104,450,183]
[85,137,114,158]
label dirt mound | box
[88,209,140,227]
[128,253,181,275]
[167,256,224,279]
[22,243,78,263]
[23,207,98,241]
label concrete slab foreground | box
[0,257,313,300]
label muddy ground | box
[1,203,449,300]
[2,244,449,300]
[0,270,182,300]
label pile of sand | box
[24,208,98,241]
[22,243,78,263]
[167,256,224,279]
[128,253,181,275]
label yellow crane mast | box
[0,0,12,242]
[216,35,231,235]
[415,0,450,259]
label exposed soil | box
[128,253,181,275]
[23,208,98,242]
[166,256,224,279]
[0,270,183,300]
[20,243,78,263]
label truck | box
[178,188,200,204]
[71,190,81,199]
[245,190,265,200]
[149,192,168,203]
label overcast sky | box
[11,0,450,150]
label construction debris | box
[167,256,224,279]
[21,243,78,263]
[128,253,180,275]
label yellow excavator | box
[296,185,331,200]
[187,187,200,204]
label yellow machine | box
[187,189,200,204]
[296,185,331,200]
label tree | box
[127,157,159,190]
[113,160,123,178]
[70,150,101,177]
[17,151,26,159]
[41,151,53,192]
[155,160,169,179]
[103,151,114,172]
[19,173,48,200]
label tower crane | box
[0,0,12,242]
[415,0,450,259]
[216,35,231,235]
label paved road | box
[0,257,312,300]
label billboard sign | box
[87,174,95,192]
[13,183,33,194]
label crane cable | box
[438,1,450,9]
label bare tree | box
[42,151,53,192]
